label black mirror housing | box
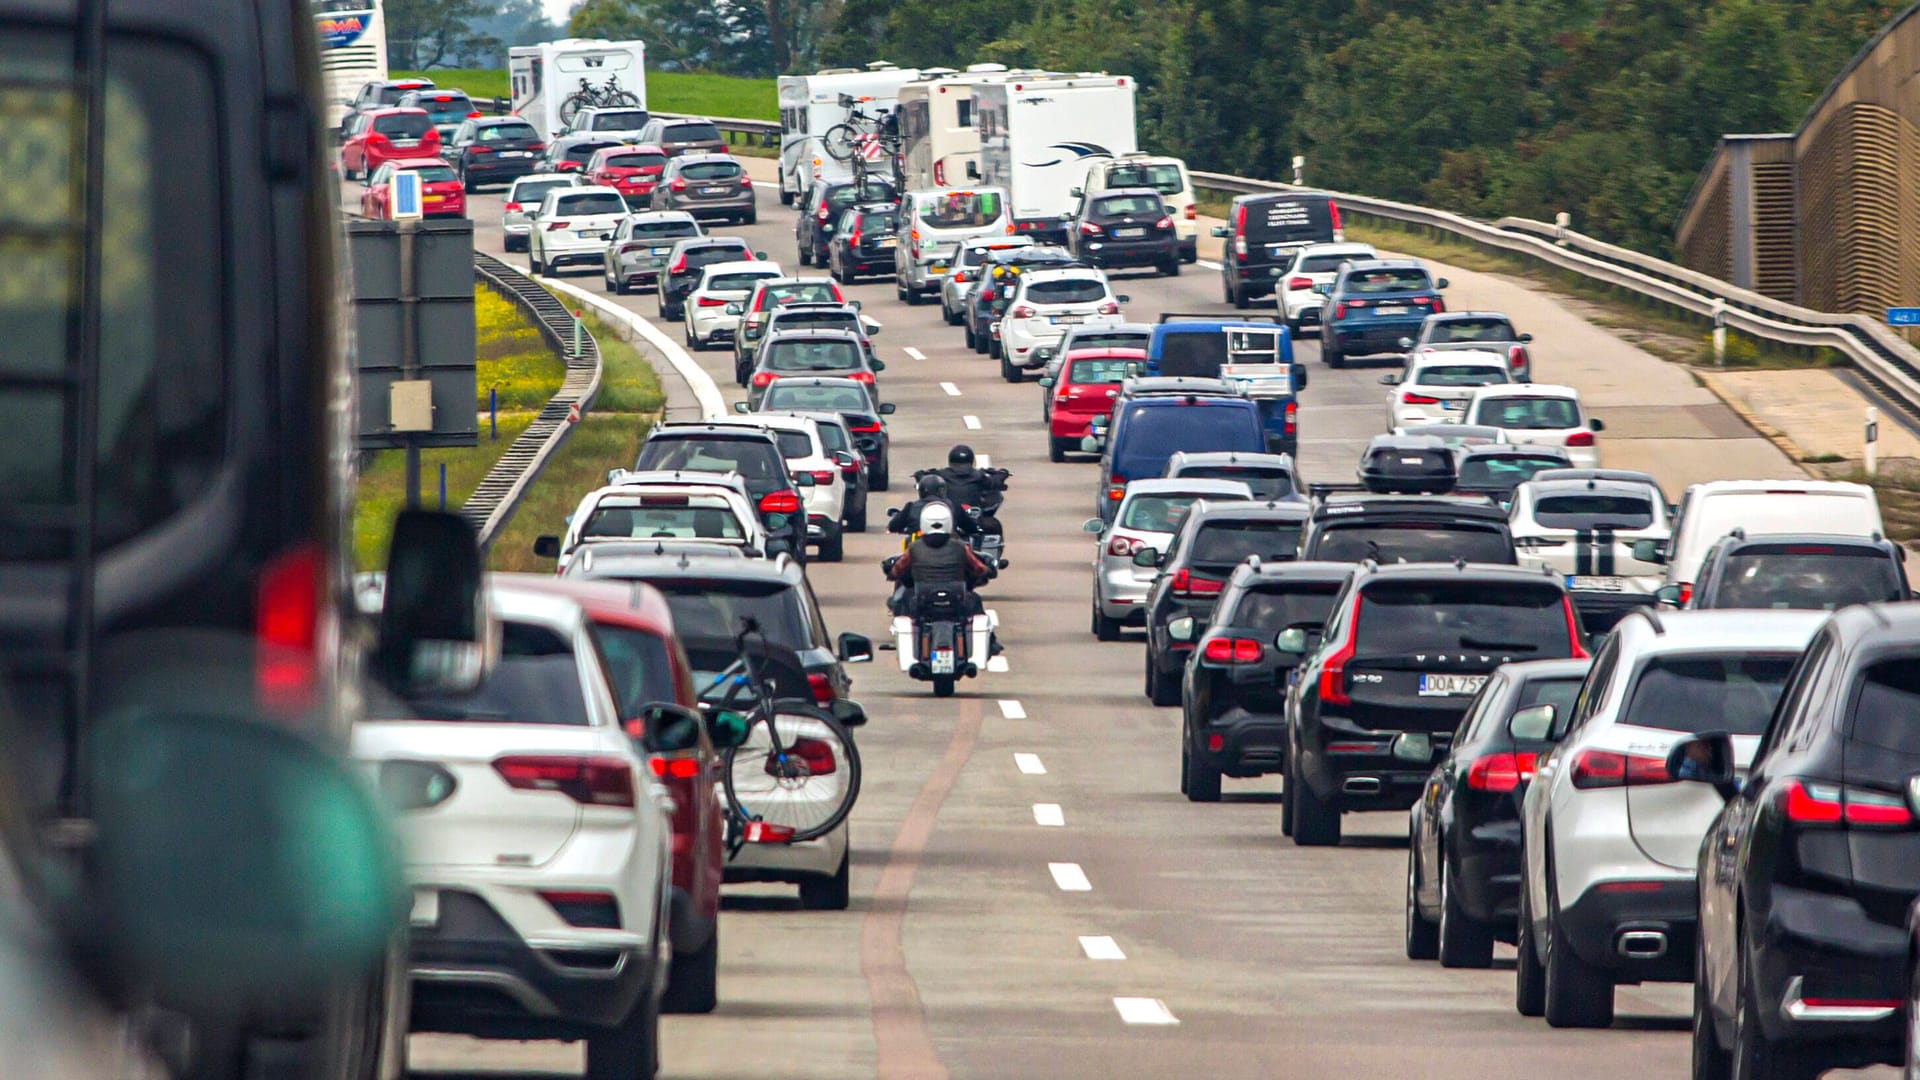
[635,702,702,754]
[837,632,874,663]
[376,510,489,698]
[533,534,561,559]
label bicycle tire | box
[559,92,589,127]
[722,708,861,843]
[822,122,859,163]
[607,89,641,108]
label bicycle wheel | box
[822,122,859,163]
[559,91,589,128]
[722,708,861,843]
[607,89,640,108]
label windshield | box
[762,384,872,411]
[920,191,1003,228]
[1709,548,1904,609]
[709,272,778,292]
[396,622,587,725]
[479,122,539,142]
[1067,358,1132,384]
[632,218,699,237]
[635,436,784,486]
[1413,364,1508,387]
[763,282,840,306]
[1116,405,1262,463]
[766,340,861,371]
[1191,522,1302,564]
[656,582,809,649]
[663,122,722,142]
[606,152,667,170]
[1622,654,1797,735]
[1430,318,1518,344]
[1344,268,1432,293]
[1534,493,1655,530]
[1478,396,1581,430]
[1315,524,1515,564]
[1025,278,1108,304]
[372,112,431,139]
[512,179,573,205]
[1121,495,1202,533]
[682,161,742,181]
[414,94,472,123]
[590,625,679,718]
[1356,582,1572,657]
[1106,163,1184,195]
[1457,456,1564,489]
[1176,466,1293,500]
[579,497,746,541]
[556,192,627,216]
[590,110,648,130]
[1094,194,1163,217]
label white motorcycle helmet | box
[919,502,954,537]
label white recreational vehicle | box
[508,39,647,142]
[895,64,1056,191]
[972,74,1138,244]
[775,64,922,204]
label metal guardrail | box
[465,252,602,546]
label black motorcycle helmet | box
[948,444,975,468]
[916,473,948,499]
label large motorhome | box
[972,74,1138,244]
[896,64,1055,191]
[776,63,922,204]
[509,38,648,141]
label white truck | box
[508,38,647,143]
[972,74,1138,245]
[775,63,921,205]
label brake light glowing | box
[1400,392,1440,405]
[1467,752,1539,792]
[1232,204,1247,257]
[1184,205,1196,220]
[1080,222,1103,236]
[647,755,701,780]
[1411,296,1435,306]
[504,201,521,212]
[1155,217,1173,230]
[751,371,779,387]
[1568,749,1672,789]
[668,257,686,274]
[758,490,803,515]
[1678,583,1693,605]
[1170,568,1224,597]
[1331,303,1347,320]
[670,178,687,193]
[1566,430,1596,447]
[848,370,875,384]
[1107,482,1126,502]
[848,420,881,433]
[1284,400,1297,434]
[1779,780,1913,828]
[807,671,834,705]
[1202,636,1262,664]
[1329,201,1343,239]
[1508,345,1528,370]
[696,296,727,307]
[256,542,321,712]
[493,756,636,806]
[1564,598,1589,658]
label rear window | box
[632,218,699,237]
[1709,547,1904,610]
[763,282,840,306]
[1122,495,1202,532]
[478,122,539,142]
[1621,654,1797,735]
[400,622,587,725]
[770,430,815,458]
[589,110,648,130]
[591,625,679,717]
[1534,494,1654,530]
[1298,253,1360,273]
[1117,404,1262,463]
[556,192,627,215]
[511,179,573,204]
[1177,466,1293,500]
[606,152,667,170]
[762,384,872,411]
[564,143,618,164]
[1315,524,1514,564]
[1355,581,1572,657]
[681,160,743,181]
[1227,585,1341,632]
[378,83,429,105]
[1848,659,1920,755]
[858,209,899,231]
[663,122,722,142]
[373,112,432,139]
[1478,396,1581,430]
[709,272,778,292]
[579,496,745,541]
[1094,193,1163,217]
[827,181,895,210]
[1343,268,1432,293]
[1241,197,1334,244]
[1429,318,1518,344]
[773,313,858,335]
[655,581,809,650]
[1064,331,1150,351]
[1105,163,1184,195]
[402,164,456,184]
[1457,456,1565,489]
[414,93,473,123]
[1412,364,1508,387]
[635,436,785,486]
[1025,278,1109,304]
[919,191,1003,228]
[766,339,861,371]
[1068,358,1132,384]
[1191,522,1301,564]
[684,244,749,267]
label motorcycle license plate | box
[932,648,955,674]
[1419,673,1486,697]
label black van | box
[1213,192,1341,308]
[0,2,484,1075]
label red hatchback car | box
[339,106,441,180]
[360,157,466,219]
[587,144,669,208]
[509,577,731,1015]
[1044,347,1143,461]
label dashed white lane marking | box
[1080,936,1126,961]
[1049,862,1092,891]
[1196,259,1222,271]
[940,381,962,396]
[904,346,927,361]
[1113,998,1179,1025]
[1032,803,1065,827]
[1015,752,1046,774]
[987,655,1009,672]
[998,699,1026,719]
[963,414,982,430]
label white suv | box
[1463,384,1604,468]
[1515,608,1824,1029]
[353,582,674,1076]
[1274,242,1377,335]
[529,185,629,275]
[551,476,767,565]
[685,260,784,351]
[705,415,848,561]
[996,267,1126,382]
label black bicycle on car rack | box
[559,74,641,126]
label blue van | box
[1145,316,1305,455]
[1098,395,1268,520]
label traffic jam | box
[338,57,1920,1080]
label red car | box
[359,157,466,219]
[508,577,729,1015]
[338,106,440,180]
[1044,347,1143,461]
[586,143,669,207]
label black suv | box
[1684,531,1908,610]
[1070,187,1181,276]
[442,116,544,190]
[1405,658,1589,965]
[797,177,897,267]
[1140,499,1310,706]
[1284,562,1585,846]
[656,236,759,321]
[829,202,902,284]
[633,423,815,559]
[1177,560,1352,801]
[1300,490,1517,564]
[1685,603,1920,1076]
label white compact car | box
[1380,349,1512,430]
[706,415,849,561]
[528,185,629,275]
[1463,383,1604,468]
[721,704,853,910]
[685,260,784,351]
[553,475,767,565]
[1510,470,1671,623]
[502,173,580,253]
[996,267,1126,382]
[1274,242,1377,335]
[353,583,674,1075]
[1085,477,1253,639]
[1515,608,1824,1029]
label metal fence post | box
[1712,300,1728,366]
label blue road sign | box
[391,170,423,220]
[1888,307,1920,326]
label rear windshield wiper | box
[1459,636,1539,652]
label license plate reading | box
[1418,673,1487,696]
[502,151,529,157]
[1052,315,1084,325]
[1375,305,1410,316]
[1442,400,1466,411]
[700,186,726,194]
[652,247,671,254]
[875,237,896,247]
[932,648,955,674]
[1568,575,1627,592]
[411,889,440,928]
[1115,227,1145,238]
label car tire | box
[1732,934,1817,1079]
[1437,854,1495,968]
[1048,437,1066,463]
[1543,878,1615,1028]
[819,524,844,562]
[1289,759,1341,847]
[989,335,1003,360]
[1161,258,1180,277]
[1000,351,1022,383]
[1091,602,1121,642]
[743,208,757,226]
[528,249,544,276]
[1404,841,1439,960]
[661,923,719,1015]
[1691,935,1732,1080]
[1515,884,1547,1017]
[1325,340,1345,369]
[1147,652,1179,707]
[584,985,659,1080]
[1184,736,1221,803]
[963,323,977,351]
[1232,284,1250,310]
[846,502,867,532]
[1280,770,1295,837]
[780,188,795,207]
[871,462,889,492]
[932,675,956,697]
[1285,316,1300,337]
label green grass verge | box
[353,413,536,570]
[487,413,655,572]
[392,69,775,121]
[478,285,567,410]
[542,291,668,413]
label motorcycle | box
[914,466,1013,570]
[889,585,997,698]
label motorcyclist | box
[889,473,979,538]
[934,444,1006,535]
[887,503,992,617]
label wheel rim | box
[725,714,855,837]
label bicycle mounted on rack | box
[559,75,641,126]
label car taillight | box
[1467,752,1539,792]
[1097,300,1121,315]
[1566,430,1595,447]
[816,205,831,222]
[256,542,320,713]
[1184,205,1196,220]
[1677,583,1693,605]
[953,271,971,283]
[1284,400,1297,434]
[1170,568,1224,597]
[1431,297,1445,313]
[1202,637,1262,664]
[1412,296,1435,306]
[529,142,545,153]
[1568,749,1672,789]
[740,176,752,187]
[670,178,687,192]
[546,220,570,230]
[538,890,621,929]
[1400,392,1440,405]
[806,469,835,485]
[668,257,686,274]
[751,371,779,387]
[469,145,494,155]
[1563,598,1589,657]
[1155,217,1173,230]
[368,131,390,145]
[848,229,862,247]
[1080,222,1103,236]
[619,242,647,254]
[759,490,802,515]
[1331,303,1347,320]
[1232,204,1247,257]
[504,201,521,212]
[848,370,875,384]
[806,672,834,705]
[1010,304,1036,319]
[780,737,837,776]
[840,459,861,475]
[848,420,881,433]
[1778,780,1913,828]
[979,286,995,302]
[1508,345,1528,370]
[1288,276,1314,290]
[1317,602,1357,706]
[493,755,636,806]
[697,296,728,307]
[1329,201,1343,238]
[1107,479,1126,502]
[646,755,701,780]
[1107,534,1142,556]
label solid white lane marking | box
[998,699,1026,719]
[1015,753,1046,774]
[1033,803,1065,827]
[963,414,982,430]
[1049,862,1091,891]
[904,346,927,361]
[987,655,1009,673]
[940,381,961,396]
[1080,936,1126,961]
[1113,998,1179,1025]
[1196,259,1222,271]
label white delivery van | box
[775,64,922,205]
[892,187,1012,303]
[509,39,647,142]
[1655,480,1885,602]
[1079,153,1199,263]
[972,74,1138,245]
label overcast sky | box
[542,0,576,28]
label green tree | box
[387,0,501,69]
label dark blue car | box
[1320,259,1448,367]
[1098,395,1267,521]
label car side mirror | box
[848,299,862,311]
[878,402,897,415]
[1209,225,1227,238]
[837,632,874,663]
[833,450,857,467]
[533,534,561,559]
[1131,546,1160,568]
[733,400,750,413]
[1397,337,1414,350]
[793,472,816,487]
[871,359,886,372]
[1655,584,1683,606]
[375,510,490,698]
[1589,417,1606,432]
[1274,627,1312,654]
[1436,277,1450,289]
[1081,518,1106,534]
[754,250,767,259]
[1391,732,1433,764]
[1038,376,1055,388]
[1115,294,1131,304]
[1070,186,1083,198]
[1519,332,1534,343]
[634,702,702,754]
[724,302,743,316]
[831,698,868,727]
[1633,538,1667,564]
[1665,731,1738,799]
[1379,373,1401,386]
[1167,616,1196,642]
[1507,703,1555,741]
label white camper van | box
[509,39,648,142]
[972,74,1138,244]
[776,64,923,205]
[896,63,1053,191]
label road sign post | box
[1712,299,1727,366]
[1866,406,1880,478]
